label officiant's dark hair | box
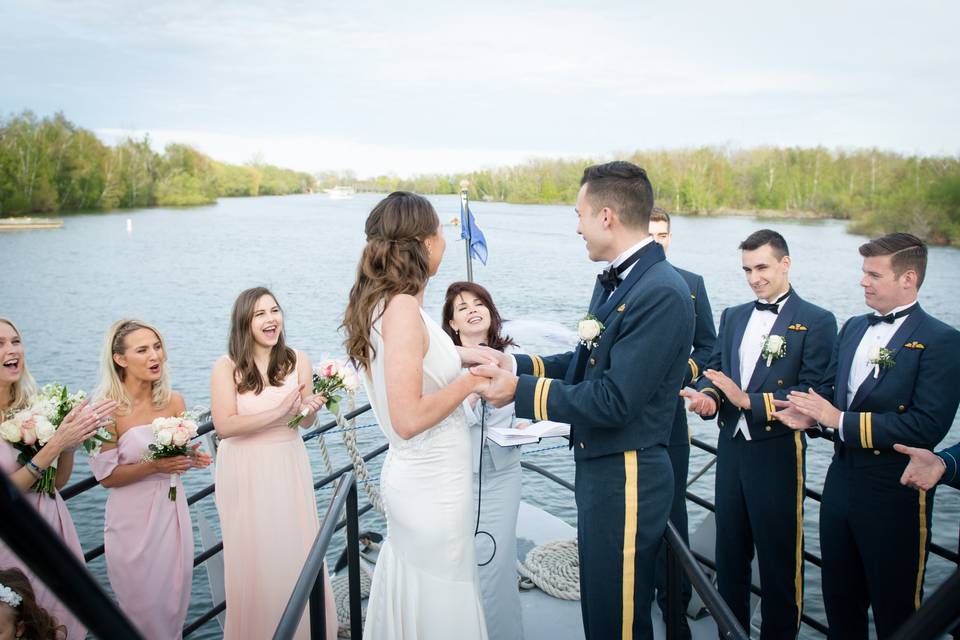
[580,161,654,229]
[442,281,516,352]
[343,191,440,370]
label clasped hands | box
[456,346,518,408]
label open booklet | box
[485,420,571,448]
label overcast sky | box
[2,0,957,176]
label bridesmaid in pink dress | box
[89,319,211,640]
[210,287,337,640]
[0,317,118,640]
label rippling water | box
[4,193,959,638]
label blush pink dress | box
[90,424,193,640]
[214,361,337,640]
[0,441,87,640]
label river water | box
[3,192,959,638]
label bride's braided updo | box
[342,191,440,370]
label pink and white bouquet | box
[145,413,199,500]
[288,358,360,428]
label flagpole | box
[460,179,473,282]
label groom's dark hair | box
[580,161,654,229]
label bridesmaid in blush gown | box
[90,319,211,640]
[0,317,118,640]
[210,287,337,640]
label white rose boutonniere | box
[867,345,896,378]
[577,314,605,350]
[760,334,786,367]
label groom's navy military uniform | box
[654,267,716,626]
[513,240,694,640]
[695,289,836,639]
[814,304,960,639]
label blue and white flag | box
[460,201,488,265]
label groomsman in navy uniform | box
[475,161,694,640]
[683,229,837,638]
[649,207,717,636]
[776,233,960,639]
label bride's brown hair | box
[343,191,440,370]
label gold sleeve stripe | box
[865,413,873,449]
[915,490,928,609]
[793,431,805,628]
[533,378,546,421]
[688,358,699,381]
[859,413,867,449]
[763,393,775,422]
[531,355,545,378]
[703,387,721,403]
[539,379,553,421]
[622,451,639,640]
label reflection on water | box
[4,193,959,638]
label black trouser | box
[654,441,693,618]
[715,431,805,639]
[820,448,934,639]
[576,447,673,640]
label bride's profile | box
[342,191,490,640]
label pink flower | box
[20,427,37,446]
[172,428,190,447]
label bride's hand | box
[456,345,504,368]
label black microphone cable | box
[474,343,496,567]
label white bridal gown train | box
[361,306,488,640]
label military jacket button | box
[579,442,585,449]
[765,426,772,432]
[873,450,880,456]
[589,358,596,366]
[898,404,906,412]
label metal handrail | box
[890,568,960,640]
[274,472,363,640]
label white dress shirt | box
[837,299,917,440]
[609,236,654,285]
[734,292,790,440]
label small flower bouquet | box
[577,314,605,350]
[145,413,199,500]
[38,383,113,455]
[288,359,361,429]
[868,346,895,378]
[760,334,787,367]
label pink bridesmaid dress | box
[0,441,87,640]
[90,424,193,640]
[214,362,337,640]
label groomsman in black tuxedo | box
[475,161,694,640]
[683,229,836,638]
[775,233,960,639]
[649,207,717,637]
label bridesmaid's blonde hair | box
[96,319,172,414]
[0,318,38,415]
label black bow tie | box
[867,304,916,326]
[597,245,647,293]
[754,289,792,315]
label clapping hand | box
[189,443,213,469]
[770,399,818,430]
[679,389,717,417]
[894,444,946,491]
[702,370,749,410]
[51,398,120,452]
[785,388,841,428]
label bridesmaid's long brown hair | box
[342,192,440,370]
[229,287,297,394]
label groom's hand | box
[471,364,518,408]
[458,345,511,370]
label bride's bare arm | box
[383,294,488,440]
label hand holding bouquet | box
[145,413,199,500]
[288,359,360,428]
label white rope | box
[516,539,581,601]
[336,396,385,515]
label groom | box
[476,161,694,640]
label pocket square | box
[904,341,925,350]
[788,324,808,331]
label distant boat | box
[0,217,64,231]
[324,186,356,200]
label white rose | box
[34,416,57,446]
[171,429,189,447]
[867,344,881,361]
[766,335,785,352]
[0,420,21,444]
[578,319,602,342]
[157,429,174,446]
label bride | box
[342,191,491,640]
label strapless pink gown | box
[215,368,337,640]
[90,424,193,640]
[0,441,87,640]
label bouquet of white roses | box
[144,413,199,500]
[288,358,361,428]
[37,383,113,455]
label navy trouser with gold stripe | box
[715,432,805,639]
[820,448,934,639]
[576,447,673,640]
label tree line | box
[0,111,316,215]
[352,148,960,246]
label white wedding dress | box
[361,306,488,640]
